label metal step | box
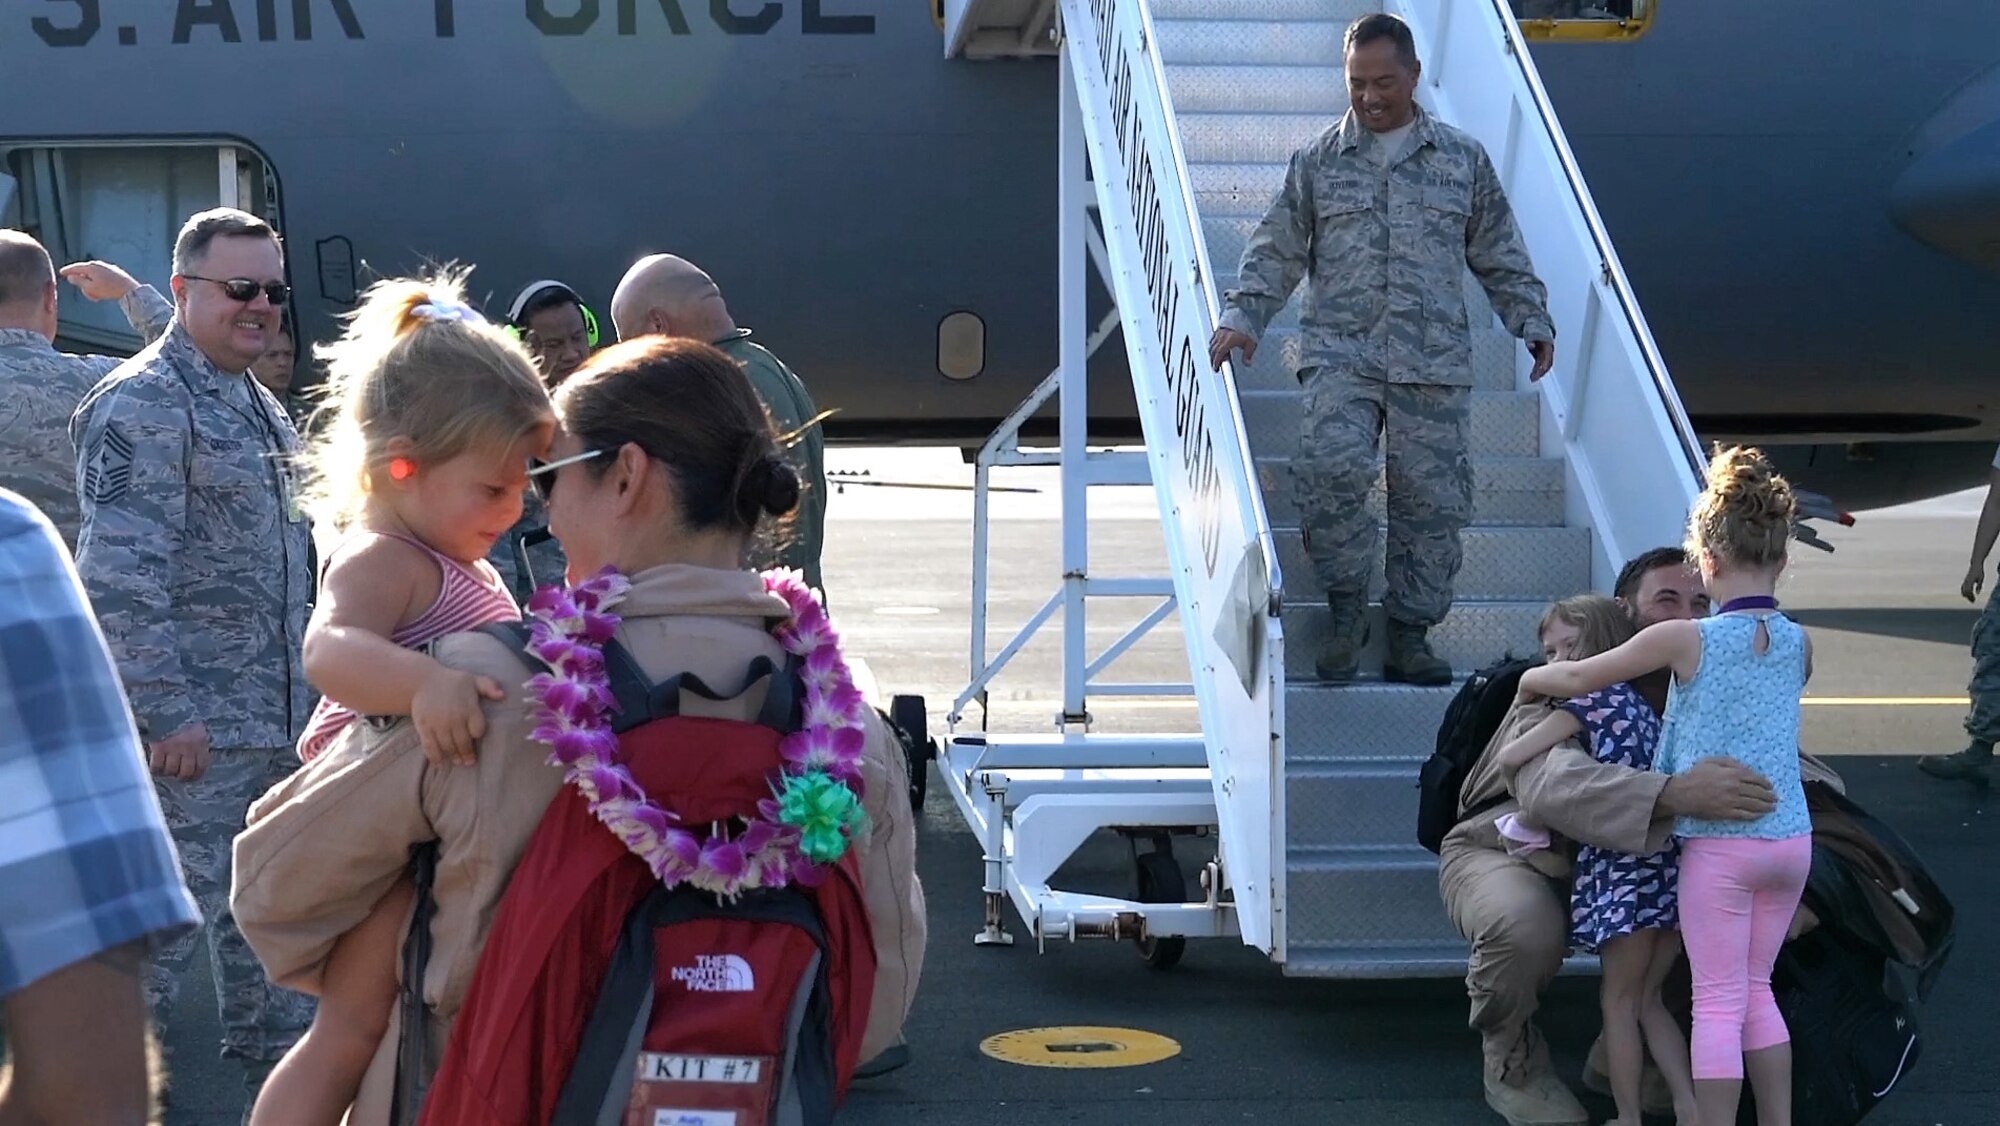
[1257,454,1568,528]
[1163,64,1346,115]
[1179,112,1341,164]
[1155,20,1342,67]
[1241,387,1542,461]
[1287,760,1424,848]
[1283,846,1465,960]
[1152,0,1379,21]
[1274,525,1591,605]
[1186,160,1291,218]
[1285,681,1460,762]
[1279,946,1474,979]
[1226,323,1522,393]
[1281,600,1545,679]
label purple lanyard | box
[1718,595,1779,614]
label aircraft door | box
[1509,0,1656,41]
[0,143,282,355]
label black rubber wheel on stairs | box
[888,694,930,814]
[1133,849,1188,970]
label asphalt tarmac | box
[150,452,1996,1124]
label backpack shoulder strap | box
[476,621,656,730]
[614,652,805,735]
[390,840,439,1126]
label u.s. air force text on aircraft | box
[1086,0,1223,580]
[23,0,875,48]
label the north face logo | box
[670,954,756,993]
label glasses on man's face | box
[526,447,612,503]
[183,275,291,306]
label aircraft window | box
[938,311,986,380]
[1511,0,1655,41]
[0,143,281,354]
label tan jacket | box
[231,565,925,1126]
[1446,698,1845,875]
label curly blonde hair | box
[297,268,552,528]
[1686,444,1796,572]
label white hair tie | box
[412,300,483,325]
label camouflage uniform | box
[718,329,828,595]
[1923,447,2000,781]
[69,321,318,1069]
[280,389,318,433]
[0,286,172,550]
[1221,104,1553,678]
[489,490,568,603]
[1970,571,2000,750]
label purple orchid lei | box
[521,566,871,898]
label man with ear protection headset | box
[506,279,599,388]
[489,279,601,600]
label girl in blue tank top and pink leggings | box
[249,270,556,1125]
[1518,445,1813,1126]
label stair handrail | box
[1058,0,1288,953]
[1479,0,1706,481]
[1128,0,1286,614]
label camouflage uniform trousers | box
[1292,366,1473,628]
[1967,581,2000,745]
[145,744,315,1064]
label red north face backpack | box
[410,630,877,1126]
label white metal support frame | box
[939,41,1241,954]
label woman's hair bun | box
[738,453,801,523]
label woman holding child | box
[229,272,925,1125]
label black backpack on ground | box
[1416,654,1541,853]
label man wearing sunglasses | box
[68,206,317,1118]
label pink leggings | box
[1678,834,1813,1080]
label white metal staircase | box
[937,0,1706,976]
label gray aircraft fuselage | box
[4,0,1996,510]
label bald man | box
[611,254,829,593]
[0,230,172,548]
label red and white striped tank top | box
[296,531,523,762]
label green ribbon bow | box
[775,770,867,863]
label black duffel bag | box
[1735,923,1921,1126]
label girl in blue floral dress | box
[1497,594,1699,1126]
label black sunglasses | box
[183,274,290,305]
[526,447,612,502]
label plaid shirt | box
[0,488,198,1000]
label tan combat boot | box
[1385,620,1452,686]
[1482,1033,1590,1126]
[1315,599,1368,682]
[1483,1067,1591,1126]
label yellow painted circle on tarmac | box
[979,1026,1182,1068]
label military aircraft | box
[3,0,1994,509]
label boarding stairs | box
[937,0,1706,975]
